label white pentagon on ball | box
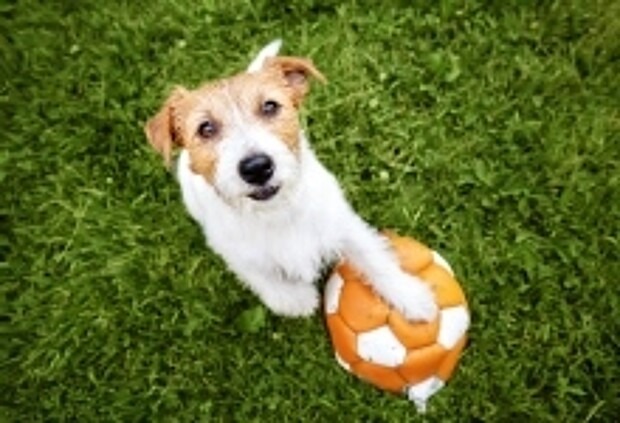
[357,326,407,367]
[437,306,470,349]
[407,376,446,413]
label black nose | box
[238,154,275,186]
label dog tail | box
[247,39,282,73]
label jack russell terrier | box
[144,40,437,322]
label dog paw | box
[381,274,438,322]
[261,284,319,318]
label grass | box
[2,0,619,421]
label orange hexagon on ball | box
[323,231,470,412]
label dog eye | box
[261,100,280,117]
[197,120,217,138]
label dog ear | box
[266,56,326,106]
[247,39,282,73]
[144,86,188,167]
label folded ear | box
[144,86,188,167]
[265,56,326,106]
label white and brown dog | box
[145,40,436,321]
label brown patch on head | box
[185,127,220,183]
[264,56,326,107]
[168,88,226,183]
[224,70,304,152]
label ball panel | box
[431,250,454,276]
[335,259,362,282]
[397,344,448,384]
[418,263,466,308]
[334,352,351,372]
[384,231,434,274]
[388,310,439,350]
[357,326,407,368]
[437,306,470,350]
[324,272,344,315]
[351,361,407,393]
[437,336,467,381]
[326,314,360,366]
[406,376,445,413]
[338,264,390,332]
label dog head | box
[145,41,325,207]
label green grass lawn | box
[3,0,620,421]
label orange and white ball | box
[324,232,470,412]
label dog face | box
[145,56,324,207]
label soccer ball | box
[323,232,470,412]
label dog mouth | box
[248,185,280,201]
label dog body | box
[178,138,346,315]
[146,41,436,321]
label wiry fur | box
[145,41,437,321]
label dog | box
[144,40,437,322]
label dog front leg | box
[227,263,319,317]
[341,216,438,322]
